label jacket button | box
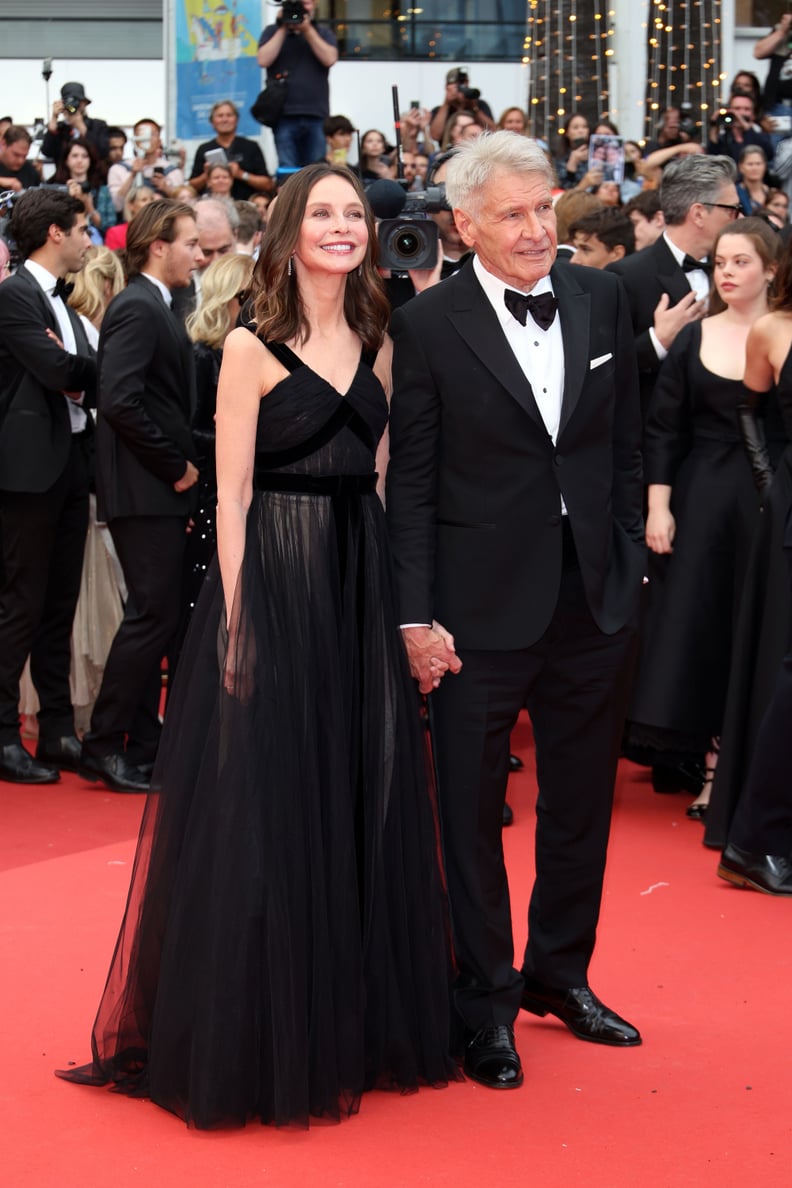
[554,453,564,466]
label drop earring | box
[288,256,293,277]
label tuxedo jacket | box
[607,235,693,417]
[386,259,645,652]
[95,275,197,522]
[0,264,96,494]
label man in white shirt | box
[0,187,95,783]
[387,132,645,1090]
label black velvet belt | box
[253,471,377,495]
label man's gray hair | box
[660,155,738,226]
[445,131,554,215]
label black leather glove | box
[737,385,773,493]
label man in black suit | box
[80,200,203,792]
[0,188,95,782]
[606,154,739,421]
[387,133,646,1089]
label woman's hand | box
[646,506,676,554]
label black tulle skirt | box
[58,487,459,1128]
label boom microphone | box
[365,179,408,220]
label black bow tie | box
[504,288,558,331]
[52,277,75,300]
[681,254,712,276]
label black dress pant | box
[728,545,792,856]
[430,525,638,1030]
[0,434,90,745]
[86,515,187,764]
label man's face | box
[629,210,664,251]
[197,218,236,269]
[429,161,465,258]
[698,181,741,250]
[57,215,92,274]
[454,168,558,291]
[162,215,205,288]
[108,136,126,163]
[134,122,161,156]
[0,138,31,171]
[211,104,238,138]
[728,96,754,125]
[570,232,619,269]
[663,108,680,136]
[401,152,418,182]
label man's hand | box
[408,240,444,294]
[402,621,462,694]
[653,291,705,350]
[174,461,199,492]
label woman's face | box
[362,131,385,157]
[294,174,368,279]
[66,144,91,178]
[567,115,589,142]
[734,74,754,96]
[130,188,155,217]
[741,152,766,183]
[597,180,621,206]
[449,114,475,143]
[502,109,526,134]
[207,167,233,195]
[713,233,774,306]
[768,192,789,221]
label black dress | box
[705,344,792,849]
[627,323,761,757]
[58,339,458,1128]
[182,342,221,622]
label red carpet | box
[2,714,792,1187]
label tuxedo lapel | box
[17,265,61,332]
[445,262,546,430]
[652,236,692,305]
[552,264,590,437]
[131,275,195,416]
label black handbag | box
[250,74,289,128]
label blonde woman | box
[179,252,255,639]
[103,186,157,251]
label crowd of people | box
[1,3,792,1134]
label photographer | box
[0,126,40,193]
[428,68,494,144]
[256,0,338,170]
[107,119,185,217]
[41,82,109,170]
[708,92,774,166]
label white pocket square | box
[589,353,613,370]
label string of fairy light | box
[645,0,723,138]
[523,1,722,143]
[524,2,616,142]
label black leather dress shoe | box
[521,978,642,1046]
[502,801,514,827]
[36,733,82,772]
[0,741,60,784]
[463,1024,523,1089]
[717,844,792,896]
[79,751,150,793]
[509,753,524,772]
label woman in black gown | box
[57,164,459,1128]
[626,218,780,816]
[715,240,792,893]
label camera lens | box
[393,229,420,259]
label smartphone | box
[410,100,420,110]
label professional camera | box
[368,180,449,271]
[678,104,697,138]
[447,69,480,104]
[275,0,307,28]
[459,86,481,102]
[62,90,82,116]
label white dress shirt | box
[141,271,173,307]
[649,231,709,362]
[23,259,87,433]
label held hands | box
[402,621,463,694]
[653,291,705,350]
[174,461,199,492]
[646,507,676,554]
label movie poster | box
[174,0,265,138]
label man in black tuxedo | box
[387,133,645,1089]
[80,200,203,792]
[606,154,739,421]
[0,188,95,782]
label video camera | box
[275,0,307,29]
[366,179,449,271]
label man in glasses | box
[606,154,740,424]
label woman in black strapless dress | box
[57,164,459,1128]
